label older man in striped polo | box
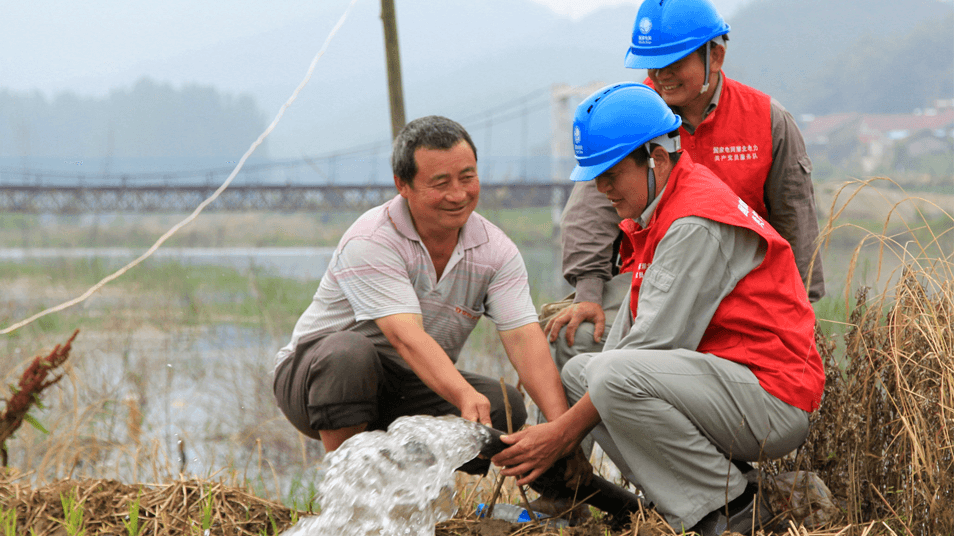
[272,115,571,475]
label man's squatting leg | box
[562,348,809,529]
[272,331,385,451]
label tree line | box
[0,78,268,160]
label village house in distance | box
[799,99,954,183]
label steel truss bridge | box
[0,83,613,215]
[0,182,574,214]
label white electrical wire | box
[1,0,361,336]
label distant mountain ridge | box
[2,0,951,163]
[724,0,953,114]
[157,0,954,158]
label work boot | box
[687,483,774,536]
[527,456,645,530]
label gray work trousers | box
[550,272,634,371]
[547,272,633,456]
[561,348,809,530]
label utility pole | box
[381,0,406,140]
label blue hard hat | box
[624,0,730,69]
[569,83,682,183]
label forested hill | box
[0,79,268,160]
[725,0,954,115]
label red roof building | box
[801,103,954,174]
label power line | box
[456,87,550,125]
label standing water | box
[280,415,494,536]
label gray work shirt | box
[561,74,825,305]
[604,192,767,351]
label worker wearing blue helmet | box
[545,0,825,379]
[493,83,824,536]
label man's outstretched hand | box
[490,422,577,486]
[544,302,606,347]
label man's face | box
[646,49,715,109]
[397,140,479,237]
[594,156,649,220]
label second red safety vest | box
[645,73,773,217]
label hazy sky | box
[531,0,640,19]
[532,0,746,19]
[2,0,747,98]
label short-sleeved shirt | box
[273,194,538,372]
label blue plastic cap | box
[569,83,682,182]
[623,0,730,70]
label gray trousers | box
[561,348,809,530]
[550,272,634,371]
[547,272,633,456]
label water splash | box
[280,415,492,536]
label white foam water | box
[280,415,493,536]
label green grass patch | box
[478,206,556,246]
[0,259,314,336]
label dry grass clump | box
[770,272,953,535]
[0,472,300,535]
[765,178,953,536]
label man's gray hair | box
[391,116,477,184]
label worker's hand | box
[563,445,594,489]
[544,302,606,347]
[491,422,575,486]
[455,389,493,428]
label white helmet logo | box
[639,17,652,34]
[573,126,581,144]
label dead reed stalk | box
[0,329,79,467]
[0,474,299,536]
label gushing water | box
[280,415,493,536]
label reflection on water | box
[34,322,299,490]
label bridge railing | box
[0,182,575,214]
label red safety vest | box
[619,153,824,412]
[645,73,773,217]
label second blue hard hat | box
[624,0,730,70]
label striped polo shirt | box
[274,194,538,372]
